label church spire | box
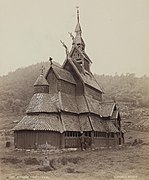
[75,7,82,34]
[73,7,85,50]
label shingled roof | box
[60,92,78,113]
[26,93,59,113]
[79,115,92,131]
[14,114,64,132]
[61,114,81,131]
[89,115,106,132]
[89,115,119,133]
[86,97,116,117]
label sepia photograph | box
[0,0,149,179]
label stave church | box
[14,9,124,149]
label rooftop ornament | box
[49,57,53,66]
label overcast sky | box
[0,0,149,76]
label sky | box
[0,0,149,76]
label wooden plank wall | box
[15,131,61,149]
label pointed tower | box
[70,8,92,73]
[73,7,85,51]
[34,66,49,94]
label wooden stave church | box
[14,9,124,149]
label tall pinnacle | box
[75,7,82,35]
[73,7,85,50]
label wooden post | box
[91,131,94,148]
[60,133,65,149]
[114,133,117,146]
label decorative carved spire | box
[68,32,75,41]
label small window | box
[111,133,114,138]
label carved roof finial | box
[60,40,70,58]
[68,32,75,41]
[49,57,53,66]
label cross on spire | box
[40,65,45,75]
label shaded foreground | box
[0,128,149,180]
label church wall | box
[46,70,58,94]
[85,85,102,101]
[57,80,76,95]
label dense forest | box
[0,62,149,115]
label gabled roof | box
[52,65,76,84]
[45,64,76,85]
[26,93,59,113]
[14,114,64,133]
[34,74,49,86]
[99,102,116,117]
[89,115,119,133]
